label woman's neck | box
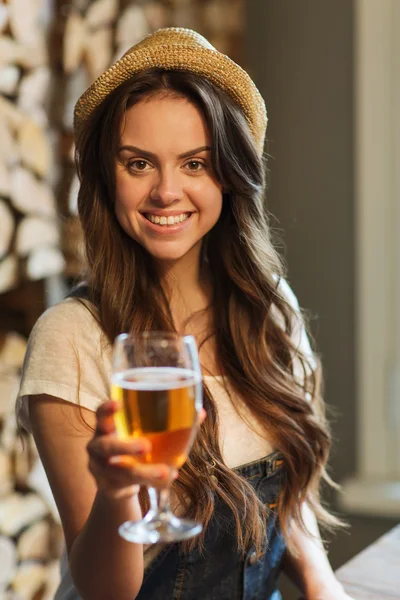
[156,252,213,334]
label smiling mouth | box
[143,212,192,226]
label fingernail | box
[173,471,179,480]
[109,456,121,465]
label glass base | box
[119,511,202,544]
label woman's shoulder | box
[32,297,101,340]
[273,274,301,312]
[272,275,317,370]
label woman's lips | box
[139,212,194,234]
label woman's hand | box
[86,400,177,500]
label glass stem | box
[148,486,172,520]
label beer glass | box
[111,332,203,543]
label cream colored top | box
[17,277,315,444]
[16,277,315,600]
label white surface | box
[340,477,400,518]
[354,0,400,482]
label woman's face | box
[115,94,223,264]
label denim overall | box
[136,451,286,600]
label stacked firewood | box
[0,0,65,295]
[0,332,63,599]
[0,2,245,597]
[59,0,244,276]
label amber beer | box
[112,367,198,468]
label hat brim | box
[74,44,267,155]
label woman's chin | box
[144,247,193,264]
[141,240,201,264]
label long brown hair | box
[75,69,341,555]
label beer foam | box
[111,367,200,390]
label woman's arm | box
[29,395,173,600]
[282,502,353,600]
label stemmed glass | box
[110,332,203,543]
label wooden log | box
[170,3,200,31]
[85,27,113,81]
[115,4,149,51]
[41,560,61,600]
[28,105,49,129]
[26,246,65,280]
[0,535,17,593]
[8,0,42,46]
[63,11,87,74]
[17,519,51,561]
[0,118,19,166]
[63,66,88,130]
[0,331,27,369]
[0,35,26,67]
[143,2,168,31]
[0,4,9,34]
[11,561,46,600]
[10,167,56,217]
[18,67,51,112]
[0,65,20,96]
[15,217,59,256]
[0,95,25,131]
[17,118,52,178]
[203,0,242,35]
[0,162,11,198]
[0,413,17,454]
[0,371,20,422]
[20,34,48,70]
[0,200,14,259]
[0,34,46,70]
[0,493,48,537]
[0,450,13,498]
[86,0,118,30]
[0,255,18,295]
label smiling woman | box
[114,95,223,263]
[16,28,353,600]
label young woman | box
[17,28,353,600]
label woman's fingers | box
[88,400,201,497]
[88,456,177,491]
[198,408,206,426]
[87,435,151,462]
[95,400,118,435]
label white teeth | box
[145,213,190,226]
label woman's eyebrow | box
[118,145,212,159]
[178,146,212,158]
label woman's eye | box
[185,160,205,172]
[128,160,149,172]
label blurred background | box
[0,0,399,598]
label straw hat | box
[74,27,267,155]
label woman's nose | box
[149,168,184,205]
